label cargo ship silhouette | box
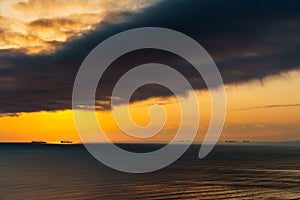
[60,140,73,144]
[31,141,46,144]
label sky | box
[0,0,299,143]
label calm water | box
[0,143,299,199]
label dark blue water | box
[0,143,299,199]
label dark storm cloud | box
[1,0,300,114]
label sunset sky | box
[0,0,299,143]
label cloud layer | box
[238,104,300,111]
[0,0,159,54]
[0,0,300,114]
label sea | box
[0,143,299,199]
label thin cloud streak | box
[236,104,300,111]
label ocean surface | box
[0,143,299,199]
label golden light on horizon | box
[1,70,300,143]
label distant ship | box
[225,140,238,143]
[31,141,46,144]
[60,140,73,144]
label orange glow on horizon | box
[0,70,300,143]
